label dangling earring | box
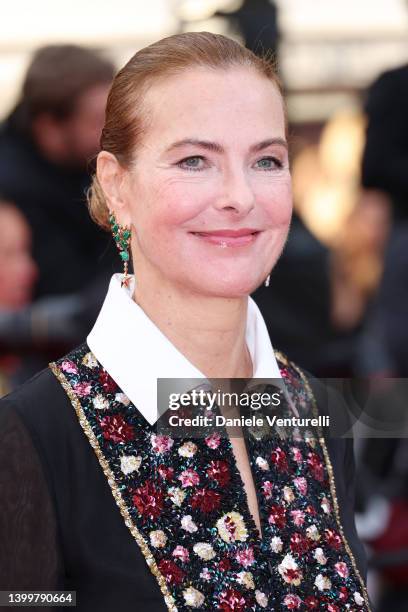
[264,274,270,287]
[109,211,131,288]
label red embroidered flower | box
[157,559,185,585]
[307,451,324,482]
[268,504,286,528]
[158,465,174,481]
[191,488,221,513]
[206,460,231,487]
[271,446,289,472]
[218,556,231,572]
[283,594,302,609]
[133,480,164,520]
[99,370,117,393]
[219,588,248,611]
[99,414,134,443]
[304,596,319,609]
[290,532,311,554]
[338,586,349,603]
[325,528,342,550]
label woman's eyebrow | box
[164,137,288,154]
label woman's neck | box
[132,273,252,380]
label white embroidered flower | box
[149,530,167,548]
[178,441,197,457]
[354,592,364,606]
[256,457,269,471]
[283,486,295,503]
[181,514,198,533]
[168,487,186,507]
[278,554,303,586]
[236,571,255,590]
[305,431,316,447]
[321,497,331,514]
[183,586,204,608]
[270,536,283,553]
[314,574,332,591]
[193,543,216,561]
[120,454,142,475]
[255,590,268,608]
[115,392,130,406]
[200,567,211,581]
[82,352,98,368]
[92,394,110,410]
[216,512,248,543]
[306,525,320,541]
[313,547,327,565]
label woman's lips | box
[191,229,261,248]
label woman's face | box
[123,67,292,297]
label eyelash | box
[176,155,284,172]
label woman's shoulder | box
[0,342,89,443]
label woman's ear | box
[96,151,132,225]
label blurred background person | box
[0,44,117,300]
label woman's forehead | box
[141,67,285,149]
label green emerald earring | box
[109,211,131,288]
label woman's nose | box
[214,168,255,216]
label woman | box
[0,32,370,611]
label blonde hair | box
[88,31,283,230]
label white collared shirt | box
[87,274,282,425]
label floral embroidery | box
[50,345,371,611]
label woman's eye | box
[255,156,283,170]
[177,156,206,171]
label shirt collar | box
[87,273,282,425]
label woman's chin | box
[191,275,265,298]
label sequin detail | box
[50,345,371,611]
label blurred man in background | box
[0,44,116,299]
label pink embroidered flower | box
[335,561,349,578]
[307,451,324,482]
[61,360,78,374]
[205,432,221,449]
[158,464,174,481]
[99,370,117,393]
[325,528,342,550]
[327,604,339,612]
[291,446,303,463]
[271,446,289,472]
[133,480,164,520]
[235,547,255,568]
[151,434,174,453]
[157,559,185,585]
[172,545,189,563]
[283,594,302,609]
[262,481,273,498]
[178,469,200,488]
[293,476,308,495]
[268,505,286,528]
[73,381,92,397]
[99,414,134,443]
[219,588,248,612]
[206,460,231,487]
[191,488,221,513]
[290,509,305,526]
